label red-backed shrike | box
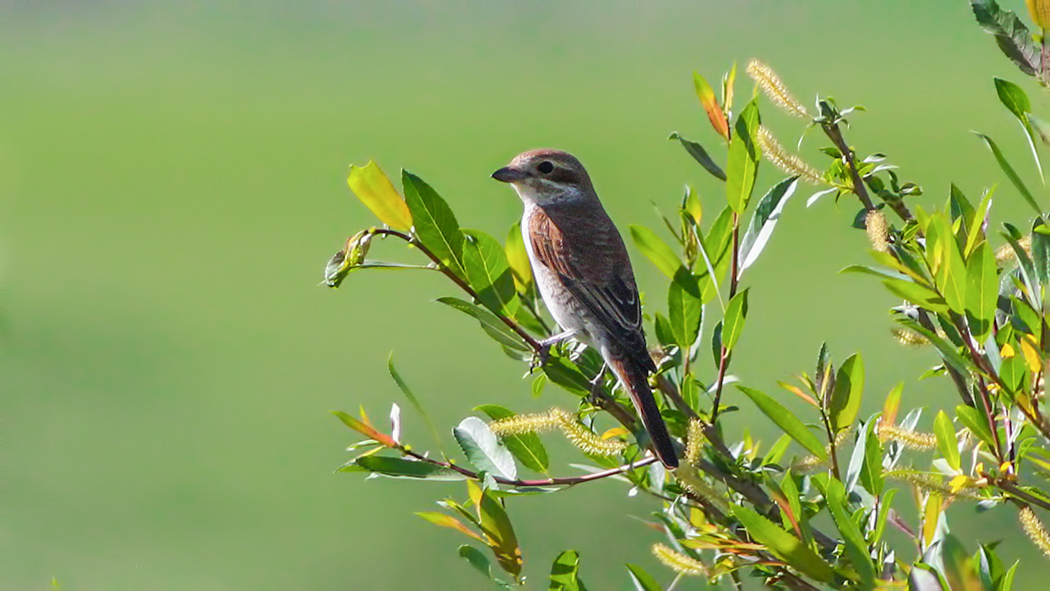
[492,149,678,468]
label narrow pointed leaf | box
[463,230,519,317]
[668,275,703,351]
[965,241,998,341]
[694,72,730,139]
[625,564,662,591]
[824,478,877,588]
[436,297,530,352]
[738,386,826,460]
[351,456,466,480]
[995,77,1043,182]
[417,512,487,543]
[829,353,864,433]
[726,100,761,213]
[731,505,835,582]
[505,221,533,292]
[739,177,799,273]
[974,133,1041,214]
[630,225,685,279]
[721,289,750,351]
[934,411,961,472]
[402,170,468,277]
[389,354,445,453]
[971,0,1040,77]
[669,132,726,181]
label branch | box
[399,445,658,487]
[370,228,544,352]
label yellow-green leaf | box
[731,505,834,582]
[347,161,412,231]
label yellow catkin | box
[552,409,627,456]
[1028,0,1050,29]
[488,410,563,436]
[685,419,705,467]
[891,327,928,347]
[677,468,730,513]
[995,235,1032,266]
[865,210,891,253]
[491,408,628,456]
[876,423,937,451]
[1020,506,1050,559]
[885,470,981,499]
[652,544,707,576]
[755,126,823,184]
[747,60,809,119]
[788,428,850,474]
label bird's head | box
[491,149,596,206]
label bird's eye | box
[537,161,554,174]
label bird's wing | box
[528,208,656,372]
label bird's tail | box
[607,357,679,468]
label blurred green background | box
[4,1,1050,589]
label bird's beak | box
[491,166,527,183]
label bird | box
[491,149,679,468]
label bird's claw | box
[529,343,553,373]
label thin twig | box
[400,445,657,487]
[370,228,543,352]
[711,216,741,422]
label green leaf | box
[739,177,799,273]
[965,241,998,341]
[458,545,499,583]
[463,230,520,317]
[350,456,467,480]
[436,297,530,352]
[957,405,995,449]
[505,221,533,292]
[860,419,884,497]
[1032,217,1050,286]
[625,564,662,591]
[475,405,549,473]
[942,534,981,591]
[721,289,750,351]
[669,132,726,181]
[454,417,517,480]
[475,487,523,578]
[829,353,864,433]
[541,354,592,397]
[873,489,897,546]
[995,78,1043,183]
[731,505,835,582]
[929,213,968,314]
[549,550,588,591]
[402,170,468,277]
[630,225,684,279]
[347,161,413,231]
[388,354,444,453]
[693,72,730,140]
[726,99,761,213]
[668,275,703,351]
[973,133,1041,214]
[824,478,877,589]
[738,386,827,460]
[971,0,1041,77]
[896,318,972,376]
[882,279,949,313]
[934,411,961,472]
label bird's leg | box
[587,363,608,405]
[531,330,575,371]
